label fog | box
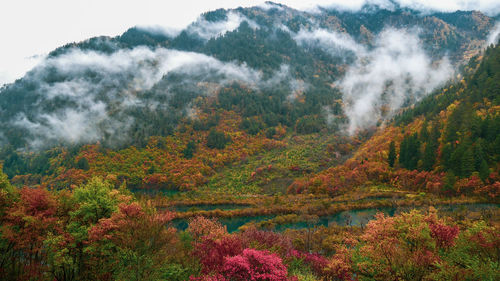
[11,46,297,148]
[293,27,453,134]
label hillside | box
[296,40,500,198]
[0,2,498,186]
[0,2,500,281]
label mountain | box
[0,3,497,148]
[0,2,498,185]
[1,3,500,281]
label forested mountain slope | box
[1,3,499,281]
[296,40,500,198]
[0,2,499,187]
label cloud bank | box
[487,22,500,45]
[340,29,453,134]
[294,28,367,60]
[12,46,296,148]
[294,27,453,134]
[282,0,500,16]
[186,11,259,40]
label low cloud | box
[292,26,453,134]
[258,2,285,11]
[186,11,259,40]
[393,0,500,16]
[135,25,182,38]
[340,29,453,134]
[294,28,366,60]
[283,0,500,16]
[12,46,295,148]
[487,22,500,45]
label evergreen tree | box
[76,157,90,171]
[206,129,230,149]
[478,159,490,181]
[443,171,456,195]
[399,133,420,170]
[422,142,435,171]
[422,122,440,171]
[460,147,475,178]
[473,141,486,171]
[449,144,465,176]
[182,141,197,159]
[441,143,453,170]
[419,120,430,142]
[388,141,396,168]
[399,137,409,168]
[265,127,276,139]
[444,104,464,143]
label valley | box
[0,1,499,280]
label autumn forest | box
[0,2,499,281]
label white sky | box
[1,0,499,86]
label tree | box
[194,236,243,275]
[0,165,15,218]
[399,133,420,170]
[265,127,276,139]
[352,209,459,281]
[433,221,500,280]
[388,141,396,168]
[183,141,197,159]
[422,122,440,171]
[66,177,125,279]
[222,248,288,281]
[1,187,57,280]
[0,165,14,193]
[206,129,230,149]
[187,216,227,242]
[461,147,475,178]
[443,171,456,195]
[76,157,90,171]
[422,142,436,171]
[478,159,490,182]
[419,120,429,142]
[70,177,120,225]
[441,143,453,170]
[295,115,324,134]
[88,202,177,281]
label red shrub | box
[429,223,460,248]
[194,236,244,274]
[240,228,293,256]
[222,248,288,281]
[289,250,329,277]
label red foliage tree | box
[325,247,353,280]
[289,250,330,277]
[429,223,460,248]
[222,248,288,281]
[2,187,58,279]
[88,202,177,280]
[240,228,293,256]
[194,236,244,274]
[187,216,227,242]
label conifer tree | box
[388,141,396,168]
[461,147,475,177]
